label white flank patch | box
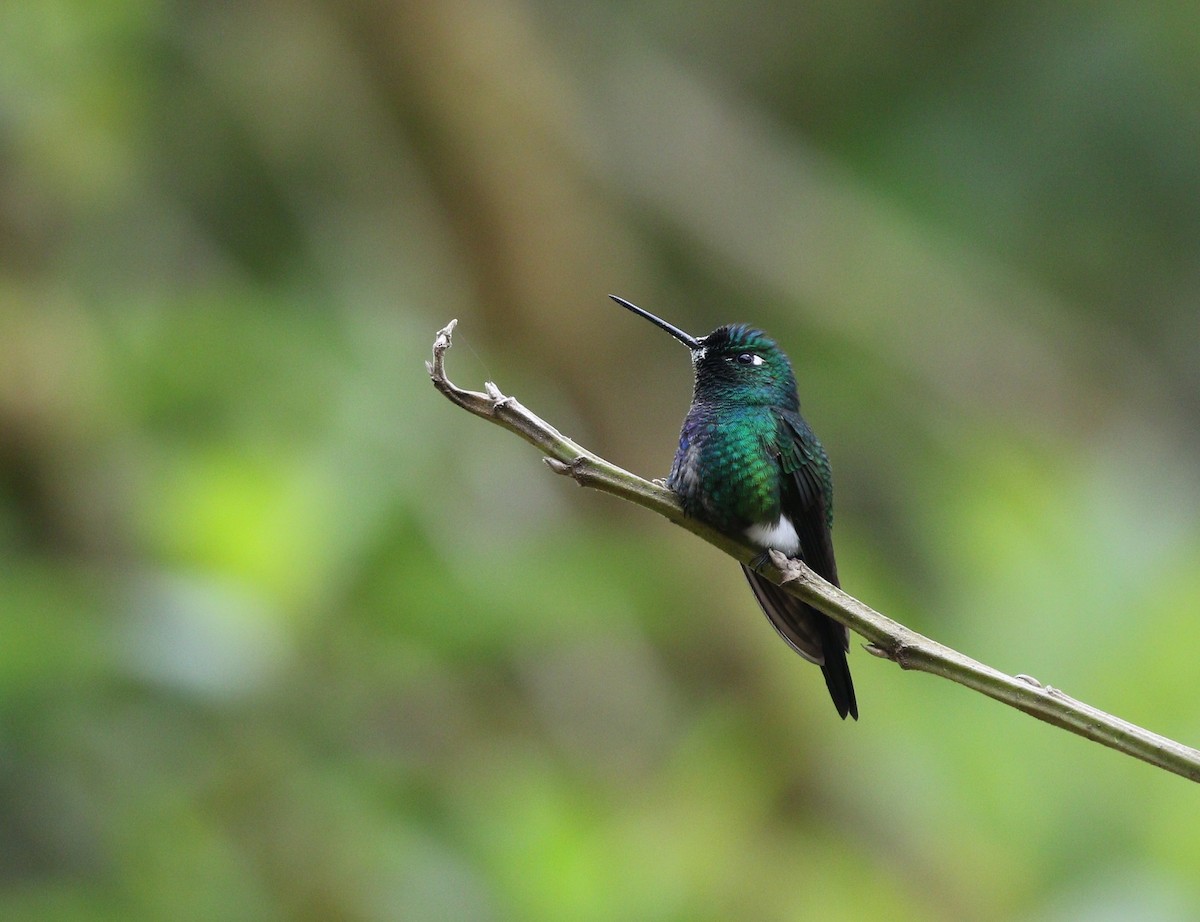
[745,516,800,555]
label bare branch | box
[429,320,1200,783]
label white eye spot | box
[733,352,765,366]
[750,354,764,366]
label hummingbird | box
[612,295,857,720]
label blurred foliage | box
[2,1,1200,920]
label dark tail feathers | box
[741,566,858,720]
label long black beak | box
[609,295,702,350]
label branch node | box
[890,641,920,670]
[1015,673,1044,688]
[433,319,457,356]
[542,454,593,485]
[428,320,460,390]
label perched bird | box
[612,295,856,719]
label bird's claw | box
[748,551,771,574]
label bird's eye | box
[735,353,764,366]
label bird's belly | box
[745,515,800,555]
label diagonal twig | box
[428,319,1200,783]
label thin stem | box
[428,320,1200,783]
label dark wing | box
[776,411,840,587]
[741,410,857,719]
[741,568,857,719]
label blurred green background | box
[3,1,1200,920]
